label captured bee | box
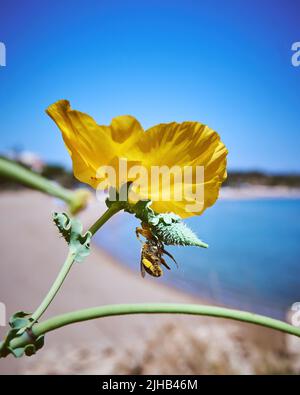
[136,223,178,278]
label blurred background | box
[0,0,300,374]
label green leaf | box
[53,212,92,262]
[0,312,45,359]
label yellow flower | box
[46,100,227,218]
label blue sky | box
[0,0,299,172]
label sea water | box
[95,199,300,319]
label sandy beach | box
[0,190,299,374]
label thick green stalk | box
[28,204,123,326]
[9,303,300,350]
[88,203,122,235]
[29,252,76,326]
[0,157,74,204]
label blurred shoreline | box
[0,190,299,374]
[220,185,300,200]
[2,156,300,200]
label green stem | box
[29,204,123,326]
[29,252,76,326]
[88,203,123,235]
[0,157,74,204]
[9,303,300,350]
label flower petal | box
[47,101,227,217]
[46,100,144,188]
[136,122,228,217]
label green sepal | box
[151,214,208,248]
[126,200,208,248]
[53,212,92,262]
[105,183,132,209]
[0,312,44,359]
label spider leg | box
[162,248,178,268]
[135,227,145,244]
[160,257,171,270]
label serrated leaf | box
[53,212,92,262]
